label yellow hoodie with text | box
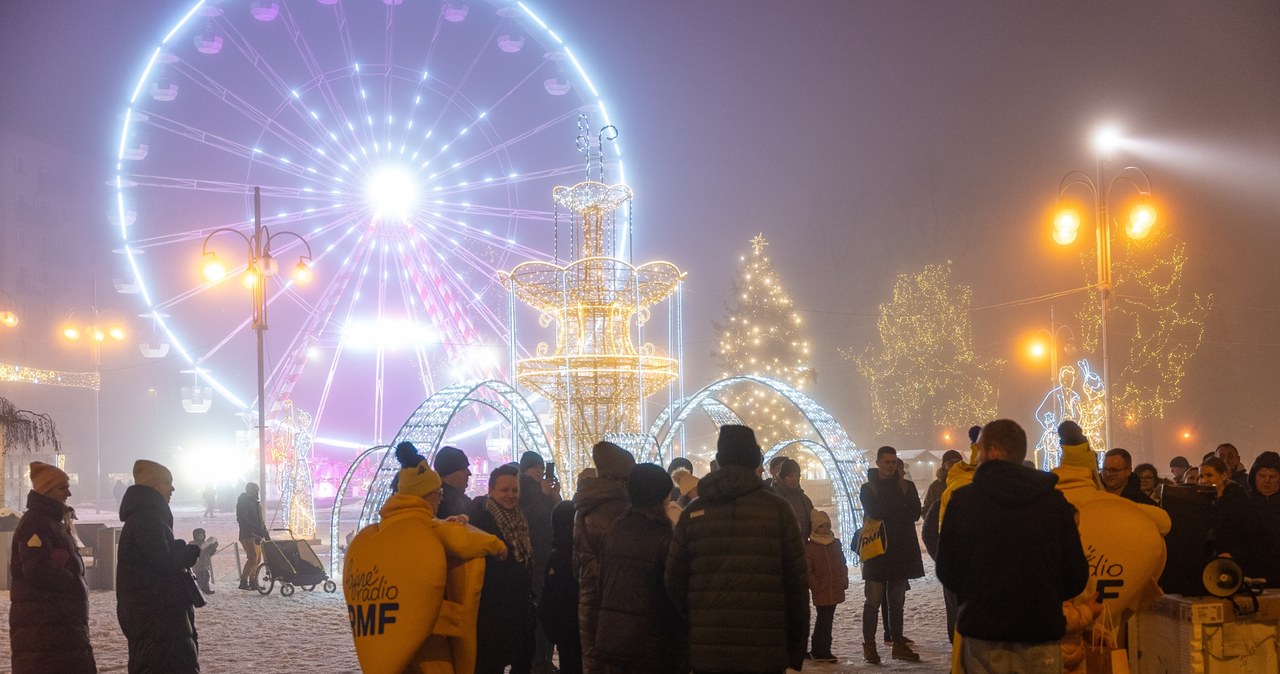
[345,492,505,674]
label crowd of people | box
[8,419,1280,673]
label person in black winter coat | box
[593,464,687,674]
[433,445,473,520]
[1200,457,1269,580]
[574,441,636,673]
[666,425,809,674]
[1248,451,1280,587]
[937,420,1088,673]
[235,482,268,590]
[117,460,203,674]
[539,501,582,674]
[858,446,924,663]
[10,462,97,674]
[470,464,536,674]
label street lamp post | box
[200,187,313,506]
[1052,125,1158,451]
[1029,306,1077,384]
[61,283,127,510]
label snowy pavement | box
[2,505,954,673]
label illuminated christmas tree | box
[853,262,1002,440]
[713,234,815,450]
[1075,229,1211,430]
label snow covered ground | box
[2,505,953,673]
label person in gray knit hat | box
[667,425,809,674]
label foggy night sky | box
[2,1,1279,470]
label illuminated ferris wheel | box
[110,0,622,454]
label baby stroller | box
[255,528,338,597]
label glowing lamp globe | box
[1092,124,1122,156]
[109,326,126,341]
[242,271,259,289]
[92,328,106,342]
[1126,203,1156,240]
[0,310,17,328]
[293,260,314,285]
[365,165,418,219]
[63,326,80,341]
[202,254,227,282]
[1053,209,1080,246]
[1029,341,1047,359]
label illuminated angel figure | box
[1076,359,1106,452]
[278,408,317,540]
[1034,365,1083,470]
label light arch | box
[355,379,553,531]
[650,374,870,536]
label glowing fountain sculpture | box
[500,118,685,480]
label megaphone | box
[1202,555,1243,597]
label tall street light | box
[1027,307,1077,384]
[61,284,128,510]
[1052,124,1158,451]
[200,187,314,505]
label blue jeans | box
[961,637,1062,674]
[862,579,908,643]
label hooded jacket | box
[937,460,1088,644]
[572,475,630,670]
[593,504,686,673]
[665,466,809,673]
[805,535,849,607]
[235,490,268,542]
[9,490,96,674]
[858,467,925,582]
[117,484,202,674]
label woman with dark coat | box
[10,462,97,673]
[539,500,582,674]
[593,464,687,674]
[1200,457,1269,581]
[469,463,536,674]
[117,460,202,674]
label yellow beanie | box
[397,462,442,498]
[1060,441,1101,484]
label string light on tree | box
[714,233,816,449]
[1074,228,1211,429]
[851,262,1002,439]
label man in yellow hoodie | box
[345,460,507,674]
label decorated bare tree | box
[852,262,1002,442]
[1,396,61,510]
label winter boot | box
[238,579,250,590]
[891,640,920,662]
[863,642,881,664]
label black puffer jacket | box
[572,476,629,670]
[9,490,96,673]
[665,466,809,673]
[117,484,202,673]
[539,501,580,646]
[593,504,686,673]
[519,472,560,581]
[859,468,925,582]
[1209,482,1269,579]
[937,460,1088,643]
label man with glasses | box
[1101,448,1156,506]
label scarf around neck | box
[484,497,533,565]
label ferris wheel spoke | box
[420,108,587,185]
[167,59,339,171]
[396,233,493,380]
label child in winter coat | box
[191,528,218,594]
[804,510,848,663]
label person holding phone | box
[518,451,562,673]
